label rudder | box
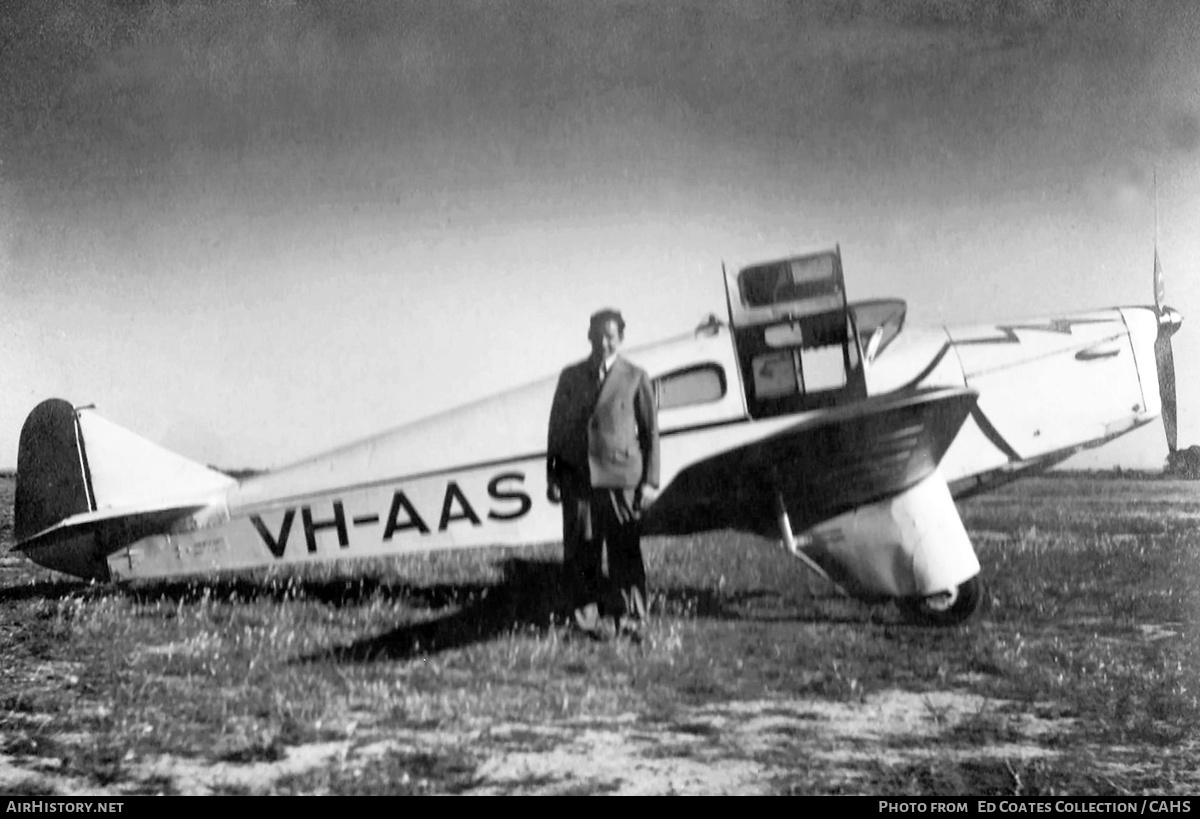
[15,398,94,543]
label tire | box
[897,576,983,626]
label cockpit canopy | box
[724,249,909,419]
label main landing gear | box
[896,576,984,627]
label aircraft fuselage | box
[97,303,1164,585]
[14,247,1177,629]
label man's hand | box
[634,482,658,512]
[547,480,562,504]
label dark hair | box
[589,308,625,339]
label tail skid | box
[14,399,234,579]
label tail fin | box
[15,399,94,543]
[14,399,234,579]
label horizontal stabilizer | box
[16,502,208,581]
[17,502,209,550]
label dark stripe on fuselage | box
[236,387,1015,519]
[236,417,755,514]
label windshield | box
[850,299,907,361]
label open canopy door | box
[724,248,866,418]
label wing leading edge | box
[641,387,978,539]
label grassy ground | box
[1,475,1197,795]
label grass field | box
[1,474,1198,795]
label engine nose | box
[1159,305,1183,338]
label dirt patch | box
[459,690,1073,795]
[0,688,1076,796]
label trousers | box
[560,484,647,619]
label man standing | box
[547,308,660,639]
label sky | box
[2,0,1199,472]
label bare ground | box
[0,688,1072,795]
[2,477,1198,796]
[3,658,1194,796]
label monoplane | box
[12,247,1182,624]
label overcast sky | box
[2,0,1198,471]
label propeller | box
[1153,248,1182,454]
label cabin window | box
[801,345,849,391]
[654,364,726,410]
[750,314,860,399]
[752,350,798,399]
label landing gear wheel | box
[897,576,983,626]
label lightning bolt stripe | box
[953,317,1116,346]
[903,341,1026,463]
[898,344,954,392]
[968,406,1023,461]
[905,351,1023,462]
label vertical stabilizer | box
[75,408,234,510]
[15,399,93,543]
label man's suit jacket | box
[547,355,660,491]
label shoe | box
[621,587,648,621]
[573,602,607,640]
[617,616,644,644]
[630,587,648,620]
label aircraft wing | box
[642,387,978,539]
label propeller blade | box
[1153,246,1182,455]
[1156,330,1178,453]
[1154,248,1166,314]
